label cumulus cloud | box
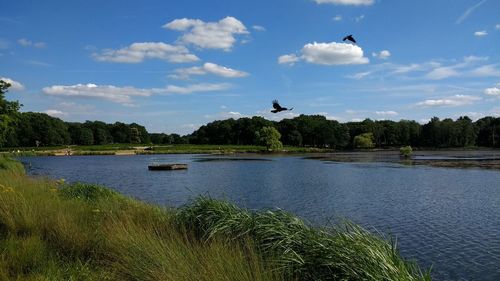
[314,0,374,6]
[42,83,152,106]
[43,109,67,117]
[163,17,248,51]
[160,83,231,95]
[279,42,369,66]
[169,62,248,79]
[42,82,230,106]
[93,42,199,63]
[496,24,500,30]
[0,77,25,90]
[301,42,369,65]
[252,25,266,31]
[484,87,500,97]
[278,54,300,65]
[17,38,46,48]
[416,95,481,107]
[372,50,391,59]
[333,15,342,21]
[375,111,398,117]
[474,30,488,37]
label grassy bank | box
[1,144,333,156]
[0,157,430,280]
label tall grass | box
[0,156,430,280]
[177,197,431,281]
[0,157,281,281]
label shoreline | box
[0,156,430,280]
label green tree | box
[256,126,283,151]
[0,80,22,147]
[130,127,141,143]
[354,133,375,149]
[79,127,94,145]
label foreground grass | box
[0,157,430,280]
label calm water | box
[20,154,500,281]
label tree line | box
[1,80,499,148]
[188,115,500,149]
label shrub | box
[400,146,413,158]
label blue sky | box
[1,0,499,134]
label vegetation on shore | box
[2,144,332,157]
[0,156,430,280]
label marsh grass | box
[0,157,281,281]
[177,197,431,281]
[0,156,430,280]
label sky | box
[1,0,499,134]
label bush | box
[400,146,413,158]
[354,133,375,149]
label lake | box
[20,153,500,281]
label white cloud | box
[43,109,67,117]
[300,42,369,65]
[0,77,25,90]
[17,38,46,48]
[317,112,342,121]
[42,83,152,106]
[314,0,374,6]
[169,62,248,79]
[222,111,244,118]
[372,50,391,59]
[204,110,247,120]
[280,42,369,66]
[347,71,372,79]
[160,83,231,95]
[470,64,500,77]
[278,54,300,65]
[484,87,500,97]
[42,83,229,107]
[163,17,248,51]
[456,0,487,24]
[93,42,199,63]
[252,25,266,31]
[422,56,491,79]
[392,63,427,74]
[496,24,500,30]
[333,15,342,21]
[426,66,460,80]
[474,30,488,37]
[416,95,481,107]
[375,111,398,117]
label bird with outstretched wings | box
[342,34,356,44]
[271,100,293,113]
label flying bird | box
[342,34,356,44]
[271,100,293,113]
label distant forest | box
[2,112,500,150]
[1,81,499,149]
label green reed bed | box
[176,197,431,281]
[0,156,430,280]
